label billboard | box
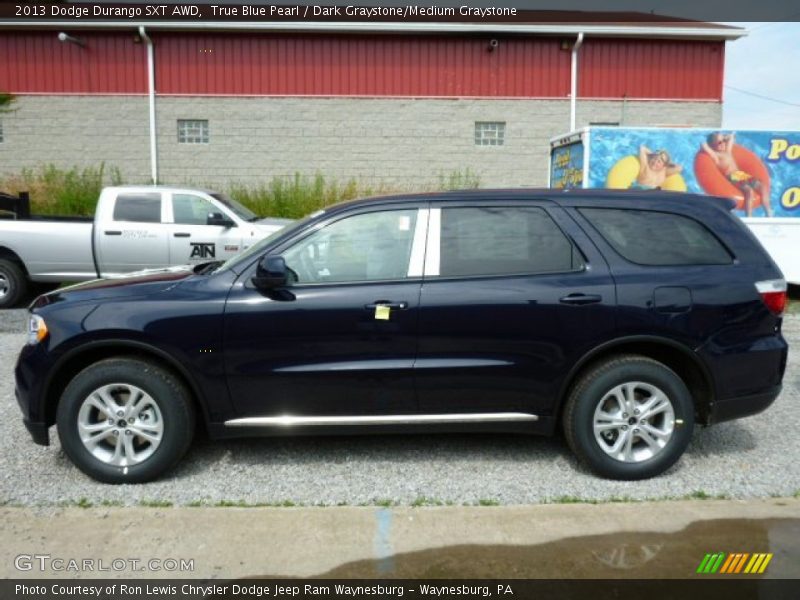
[550,137,584,189]
[585,128,800,218]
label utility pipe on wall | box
[569,32,584,132]
[138,26,158,184]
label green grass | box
[373,499,397,508]
[187,499,300,508]
[411,496,447,507]
[0,163,123,216]
[477,498,501,506]
[138,499,173,508]
[99,500,124,507]
[0,164,481,220]
[227,173,371,220]
[550,495,599,505]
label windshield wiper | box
[193,261,224,275]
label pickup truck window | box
[173,194,215,226]
[437,206,583,278]
[113,193,162,224]
[210,193,256,222]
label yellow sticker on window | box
[375,305,391,320]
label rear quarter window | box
[580,208,732,266]
[112,193,162,224]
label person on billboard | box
[700,133,773,217]
[631,145,683,190]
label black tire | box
[57,358,195,484]
[563,355,694,480]
[0,259,28,309]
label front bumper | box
[23,418,49,446]
[15,341,53,446]
[707,385,782,425]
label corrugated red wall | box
[0,31,147,93]
[154,33,571,97]
[0,31,724,100]
[579,38,724,100]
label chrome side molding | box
[224,412,539,428]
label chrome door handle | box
[365,301,408,310]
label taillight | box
[755,279,787,316]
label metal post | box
[139,26,158,185]
[570,32,584,132]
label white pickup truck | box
[0,186,291,308]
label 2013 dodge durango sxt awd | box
[15,190,789,483]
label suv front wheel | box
[57,358,195,484]
[563,355,694,480]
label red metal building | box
[0,15,742,187]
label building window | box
[474,122,505,146]
[0,120,4,143]
[590,122,620,127]
[178,119,209,144]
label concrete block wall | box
[0,96,151,183]
[0,95,722,192]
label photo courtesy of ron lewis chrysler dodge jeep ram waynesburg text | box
[14,189,789,483]
[0,186,291,308]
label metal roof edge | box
[0,20,747,39]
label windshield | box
[216,211,322,274]
[210,193,257,222]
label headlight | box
[27,314,48,345]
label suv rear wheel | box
[56,358,195,484]
[563,355,694,480]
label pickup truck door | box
[95,192,170,276]
[167,193,244,266]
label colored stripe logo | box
[696,552,773,574]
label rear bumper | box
[707,385,782,425]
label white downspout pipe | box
[569,32,584,132]
[139,26,158,184]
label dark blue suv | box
[15,190,788,482]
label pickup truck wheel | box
[57,358,195,484]
[0,259,28,309]
[563,355,694,480]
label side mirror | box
[207,212,235,228]
[252,255,288,290]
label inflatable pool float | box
[694,146,770,211]
[605,155,687,192]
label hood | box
[254,217,294,233]
[31,265,195,309]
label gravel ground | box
[1,308,799,506]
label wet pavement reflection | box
[308,518,800,578]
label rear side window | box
[438,206,584,278]
[580,208,732,266]
[113,193,162,224]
